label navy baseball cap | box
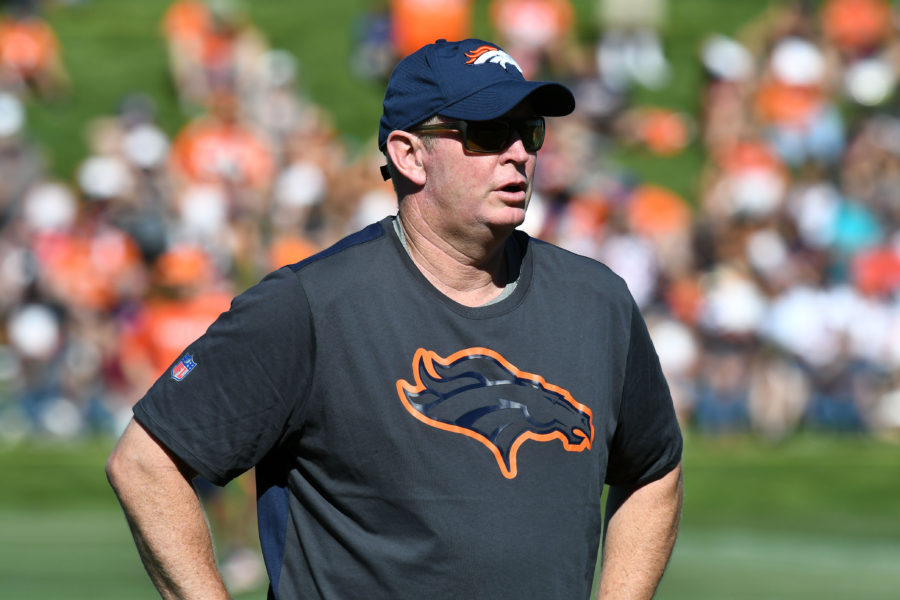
[378,38,575,152]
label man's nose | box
[502,131,531,163]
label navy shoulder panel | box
[288,221,387,273]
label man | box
[107,38,683,599]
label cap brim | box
[439,80,575,121]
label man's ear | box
[386,130,427,187]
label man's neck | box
[395,210,512,307]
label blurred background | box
[0,0,898,598]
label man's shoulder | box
[276,218,404,305]
[223,221,394,313]
[288,219,392,276]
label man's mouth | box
[499,181,528,194]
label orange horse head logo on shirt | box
[396,347,593,479]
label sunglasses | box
[409,117,546,153]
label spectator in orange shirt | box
[389,0,472,59]
[161,0,267,110]
[161,0,212,107]
[821,0,892,59]
[170,91,276,216]
[0,3,69,99]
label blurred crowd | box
[0,0,394,443]
[1,0,900,446]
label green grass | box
[0,509,156,599]
[2,434,899,599]
[681,433,900,540]
[0,437,262,599]
[659,528,900,599]
[0,438,117,509]
[663,433,900,600]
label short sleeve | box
[605,302,683,487]
[133,267,314,485]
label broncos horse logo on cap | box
[464,45,523,73]
[396,347,593,479]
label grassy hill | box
[27,0,772,201]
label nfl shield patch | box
[171,354,197,381]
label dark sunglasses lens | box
[521,118,545,151]
[464,119,545,152]
[465,121,511,152]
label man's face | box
[418,102,539,239]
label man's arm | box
[106,419,231,600]
[597,462,683,600]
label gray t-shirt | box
[134,216,682,600]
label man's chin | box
[489,207,527,231]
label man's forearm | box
[598,462,683,600]
[107,419,231,599]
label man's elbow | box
[665,463,684,531]
[667,462,684,507]
[105,448,119,489]
[650,461,684,518]
[106,432,140,498]
[105,418,184,497]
